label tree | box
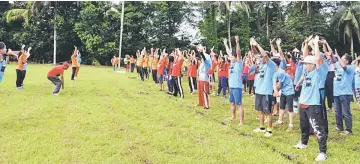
[331,1,360,56]
[6,1,60,64]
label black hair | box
[344,54,352,65]
[169,56,174,63]
[0,42,5,50]
[271,58,281,66]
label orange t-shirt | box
[71,54,78,67]
[143,56,149,68]
[130,57,135,64]
[152,58,158,70]
[16,54,26,70]
[47,65,65,77]
[157,59,166,75]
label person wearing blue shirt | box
[250,38,276,137]
[0,42,20,84]
[333,52,355,136]
[197,44,212,110]
[352,57,360,104]
[225,36,244,125]
[272,58,296,132]
[292,51,304,113]
[294,35,328,162]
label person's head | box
[63,62,70,70]
[271,58,281,68]
[230,55,237,63]
[0,42,6,54]
[341,54,352,65]
[302,56,317,72]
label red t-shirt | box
[225,64,229,78]
[171,58,184,77]
[208,60,217,74]
[47,65,64,77]
[242,65,249,74]
[188,62,197,78]
[157,59,166,75]
[218,63,229,77]
[286,60,296,75]
[248,73,255,80]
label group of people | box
[128,35,358,162]
[0,42,81,95]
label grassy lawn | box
[0,64,359,164]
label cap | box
[301,56,316,65]
[63,62,70,67]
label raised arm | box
[270,38,277,54]
[276,38,284,60]
[303,35,312,57]
[250,38,269,63]
[333,49,347,70]
[223,38,232,57]
[313,35,323,67]
[235,35,241,61]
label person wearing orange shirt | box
[166,52,175,94]
[151,48,159,84]
[187,50,198,94]
[15,45,27,89]
[111,56,119,71]
[171,48,185,99]
[130,55,135,73]
[142,52,149,80]
[47,62,70,95]
[71,47,79,80]
[157,49,167,91]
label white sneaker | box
[295,142,308,149]
[264,131,273,137]
[52,93,59,96]
[315,152,327,162]
[253,127,266,133]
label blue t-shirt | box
[280,59,286,69]
[317,63,328,89]
[299,69,321,105]
[229,60,243,88]
[273,69,295,96]
[249,65,256,74]
[355,67,360,89]
[198,54,212,82]
[334,62,355,96]
[294,62,304,85]
[255,60,276,95]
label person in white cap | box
[294,35,328,162]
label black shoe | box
[204,107,209,110]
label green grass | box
[0,64,359,164]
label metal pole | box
[118,1,125,69]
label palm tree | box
[331,2,360,56]
[201,1,250,49]
[6,1,58,64]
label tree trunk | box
[351,36,354,57]
[53,2,57,64]
[118,1,125,68]
[227,10,231,51]
[307,1,310,16]
[266,2,269,39]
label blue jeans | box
[0,60,6,83]
[217,76,227,96]
[334,95,353,132]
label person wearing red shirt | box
[187,50,198,94]
[247,53,256,96]
[47,62,70,95]
[242,62,250,93]
[157,50,167,91]
[166,52,175,94]
[216,52,229,98]
[170,49,185,99]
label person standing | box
[294,35,328,162]
[333,51,355,136]
[71,47,79,81]
[151,48,159,84]
[251,37,277,137]
[188,50,198,94]
[21,47,31,87]
[197,44,212,109]
[130,55,135,73]
[15,45,27,90]
[226,36,245,125]
[75,50,81,77]
[0,42,19,84]
[216,51,229,98]
[47,62,70,95]
[171,49,185,99]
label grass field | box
[0,64,359,164]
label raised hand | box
[250,38,257,46]
[28,47,32,51]
[223,38,228,45]
[211,46,214,52]
[235,36,239,43]
[276,38,282,45]
[305,35,313,44]
[313,35,320,44]
[21,45,25,49]
[270,38,276,45]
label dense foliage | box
[1,1,360,65]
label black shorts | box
[294,85,302,97]
[255,94,273,114]
[280,94,294,112]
